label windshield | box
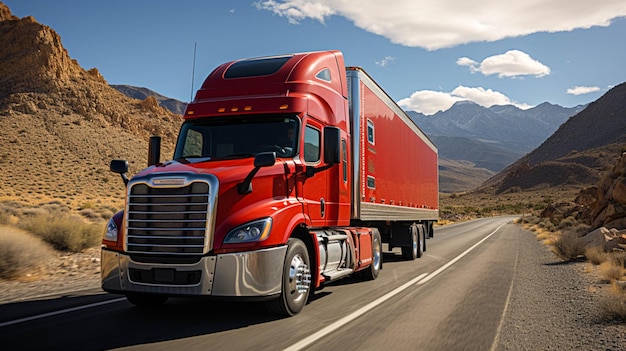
[174,115,299,160]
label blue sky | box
[5,0,626,115]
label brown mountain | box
[0,3,182,211]
[480,83,626,194]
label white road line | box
[283,273,429,351]
[283,221,509,351]
[490,227,520,351]
[0,297,126,328]
[418,222,507,285]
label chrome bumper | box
[101,245,287,297]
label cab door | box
[300,118,328,227]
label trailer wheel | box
[361,229,382,280]
[421,225,427,253]
[402,225,422,260]
[266,238,311,316]
[126,293,168,307]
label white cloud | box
[459,50,551,78]
[566,86,601,95]
[456,57,478,68]
[255,0,626,50]
[398,86,532,115]
[255,0,335,24]
[375,56,396,67]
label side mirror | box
[323,126,341,164]
[110,159,129,173]
[238,152,276,194]
[254,151,277,167]
[110,159,129,186]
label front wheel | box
[266,238,311,316]
[361,229,382,280]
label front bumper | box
[101,245,287,298]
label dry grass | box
[17,212,103,252]
[0,225,54,280]
[599,261,625,281]
[520,213,626,321]
[601,282,626,321]
[0,200,107,253]
[585,246,611,265]
[552,229,587,260]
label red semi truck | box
[102,50,438,316]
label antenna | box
[190,42,197,102]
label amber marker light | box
[231,107,239,112]
[187,111,194,115]
[244,106,252,111]
[218,107,226,112]
[279,104,289,110]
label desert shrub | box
[0,226,53,280]
[538,218,556,232]
[599,261,625,281]
[601,283,626,322]
[79,208,102,221]
[553,228,587,260]
[611,252,626,269]
[558,216,579,230]
[17,213,102,252]
[585,246,610,265]
[0,211,9,225]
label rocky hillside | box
[575,152,626,230]
[0,3,182,211]
[111,85,187,115]
[480,83,626,195]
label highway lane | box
[0,216,520,350]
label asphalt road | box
[0,216,569,351]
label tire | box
[421,225,427,253]
[427,222,434,239]
[401,225,422,260]
[266,238,311,316]
[361,229,382,280]
[126,293,168,307]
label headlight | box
[103,217,118,242]
[224,218,272,244]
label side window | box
[342,138,347,183]
[304,125,320,163]
[367,176,376,189]
[316,68,331,82]
[183,129,203,157]
[367,119,375,145]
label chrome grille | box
[126,181,210,255]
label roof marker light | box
[231,107,239,112]
[279,104,289,110]
[218,108,226,112]
[244,106,252,111]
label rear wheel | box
[266,238,311,316]
[401,225,422,260]
[361,229,382,280]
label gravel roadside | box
[495,225,625,350]
[0,247,101,304]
